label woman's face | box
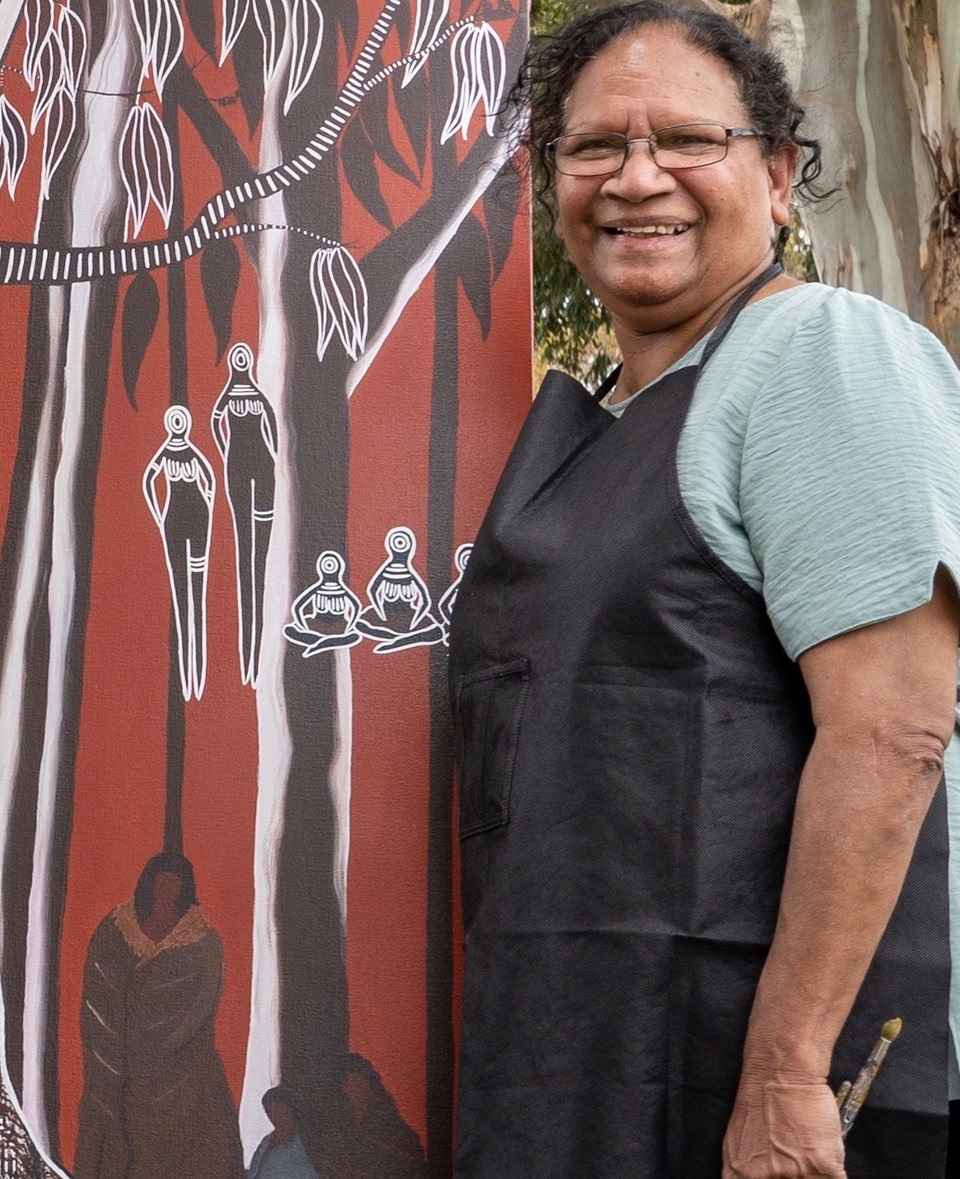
[152,870,182,910]
[554,27,796,334]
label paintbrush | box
[835,1017,902,1138]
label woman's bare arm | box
[722,567,959,1179]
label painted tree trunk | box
[0,4,135,1163]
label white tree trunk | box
[13,2,135,1160]
[240,13,294,1156]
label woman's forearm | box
[741,720,944,1080]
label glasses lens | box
[552,133,627,176]
[652,123,727,168]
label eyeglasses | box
[547,122,763,177]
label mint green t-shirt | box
[604,282,960,1098]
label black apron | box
[449,271,950,1177]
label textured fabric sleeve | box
[739,288,960,659]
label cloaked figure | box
[74,854,244,1178]
[143,405,216,701]
[284,551,362,655]
[437,543,473,645]
[354,527,443,653]
[211,343,278,688]
[300,1054,427,1178]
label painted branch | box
[0,0,476,289]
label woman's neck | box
[139,905,181,943]
[608,271,799,403]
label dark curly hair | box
[512,1,827,259]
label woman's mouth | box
[606,224,692,238]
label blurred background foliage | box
[530,0,817,386]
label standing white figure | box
[284,551,363,655]
[354,526,444,653]
[438,542,473,645]
[143,406,216,701]
[211,342,278,688]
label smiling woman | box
[448,3,960,1178]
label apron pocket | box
[456,658,530,838]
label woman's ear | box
[768,144,798,227]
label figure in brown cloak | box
[74,854,243,1178]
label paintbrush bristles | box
[880,1017,902,1042]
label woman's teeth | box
[614,225,689,237]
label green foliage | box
[531,0,616,383]
[535,215,618,385]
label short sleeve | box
[739,289,960,659]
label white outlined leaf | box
[24,0,55,89]
[326,247,369,358]
[310,246,369,361]
[440,24,480,144]
[475,23,506,135]
[310,251,336,362]
[119,106,150,235]
[128,0,154,84]
[139,102,175,227]
[119,102,175,233]
[402,0,449,87]
[220,0,251,64]
[153,0,185,98]
[0,96,28,199]
[58,6,88,99]
[40,88,76,200]
[284,0,324,115]
[252,0,285,86]
[31,28,65,133]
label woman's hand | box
[722,1073,846,1178]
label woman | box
[448,3,960,1177]
[75,854,244,1178]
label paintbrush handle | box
[837,1037,892,1137]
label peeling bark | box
[762,0,960,359]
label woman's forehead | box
[562,27,744,123]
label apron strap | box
[594,364,621,402]
[591,262,784,401]
[699,262,783,372]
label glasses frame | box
[546,122,763,177]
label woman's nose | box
[601,140,676,199]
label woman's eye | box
[569,136,623,157]
[656,129,719,153]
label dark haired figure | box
[301,1054,426,1179]
[74,855,243,1178]
[247,1087,318,1179]
[450,3,960,1176]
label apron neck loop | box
[594,363,622,403]
[592,261,784,403]
[699,262,784,372]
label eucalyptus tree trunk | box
[706,0,960,361]
[0,4,135,1163]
